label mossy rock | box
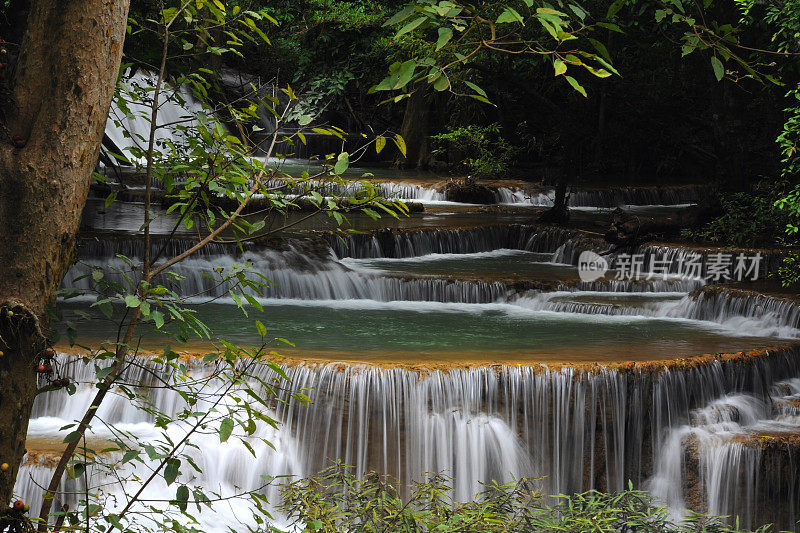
[441,181,496,204]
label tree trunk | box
[0,0,130,506]
[396,88,431,169]
[537,181,570,224]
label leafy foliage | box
[373,0,621,101]
[276,465,775,532]
[683,179,798,248]
[431,123,519,177]
[733,0,800,284]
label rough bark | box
[0,0,130,507]
[396,88,432,169]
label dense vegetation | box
[117,0,800,255]
[278,465,774,532]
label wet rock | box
[441,180,496,204]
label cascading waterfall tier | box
[262,178,447,202]
[71,230,800,320]
[677,286,800,331]
[512,287,800,338]
[323,225,578,259]
[251,179,704,207]
[262,177,557,205]
[567,185,704,207]
[550,237,785,282]
[649,378,800,529]
[20,346,800,531]
[67,237,511,303]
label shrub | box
[682,179,798,248]
[274,464,777,532]
[431,123,520,178]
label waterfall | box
[19,347,800,531]
[260,179,559,206]
[668,288,800,333]
[66,234,798,334]
[567,186,703,207]
[548,236,783,283]
[23,356,303,531]
[568,279,704,293]
[512,289,799,337]
[324,225,577,259]
[66,239,511,304]
[53,221,800,531]
[649,378,800,529]
[104,70,211,167]
[494,187,554,205]
[261,178,448,203]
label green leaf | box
[106,515,124,530]
[375,136,387,154]
[394,134,407,157]
[432,74,450,91]
[241,439,257,457]
[464,80,486,97]
[164,458,180,486]
[582,63,612,78]
[565,75,587,97]
[596,22,623,33]
[151,310,165,329]
[161,7,178,24]
[497,8,524,24]
[124,294,141,308]
[175,485,189,512]
[395,16,426,39]
[122,450,139,463]
[569,4,587,20]
[607,0,625,19]
[589,38,612,62]
[144,444,159,460]
[255,320,267,337]
[553,59,567,76]
[63,431,81,444]
[70,462,85,480]
[394,60,417,89]
[710,56,724,81]
[219,418,234,442]
[384,5,414,27]
[436,27,453,51]
[334,152,350,175]
[362,207,380,220]
[468,94,494,105]
[96,365,115,381]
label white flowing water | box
[19,349,800,530]
[31,221,800,530]
[255,179,699,208]
[104,70,211,167]
[63,228,797,338]
[648,378,800,528]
